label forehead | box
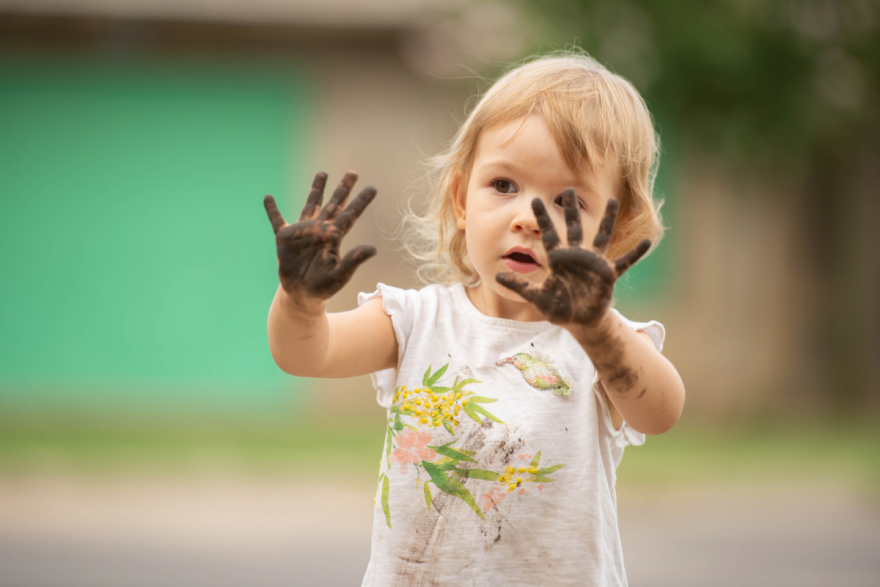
[472,115,617,191]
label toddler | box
[264,52,685,587]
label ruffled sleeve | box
[592,308,667,448]
[357,283,414,408]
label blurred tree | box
[525,0,880,409]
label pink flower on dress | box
[518,453,533,461]
[390,429,436,473]
[482,485,507,512]
[517,488,526,496]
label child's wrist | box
[279,286,327,317]
[565,310,617,347]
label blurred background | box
[1,0,878,586]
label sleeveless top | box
[357,283,665,587]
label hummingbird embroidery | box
[496,352,572,396]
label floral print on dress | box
[480,450,564,510]
[376,362,566,528]
[496,351,573,395]
[390,429,436,473]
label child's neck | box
[465,283,547,322]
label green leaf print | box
[394,413,404,431]
[462,403,481,424]
[426,363,448,387]
[530,451,542,469]
[533,475,558,483]
[431,445,477,463]
[382,475,391,528]
[385,427,393,466]
[469,402,505,424]
[432,457,460,471]
[465,396,498,404]
[423,480,432,511]
[536,464,565,476]
[454,468,500,481]
[454,378,479,391]
[422,461,484,520]
[441,418,455,435]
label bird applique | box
[496,352,572,396]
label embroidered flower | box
[496,352,572,395]
[390,429,436,473]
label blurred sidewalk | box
[1,474,878,587]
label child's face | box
[455,114,620,318]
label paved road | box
[1,475,877,586]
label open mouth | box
[505,252,537,264]
[502,249,541,273]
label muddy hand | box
[495,189,651,327]
[263,171,377,300]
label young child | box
[264,52,685,586]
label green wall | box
[0,55,312,414]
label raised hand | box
[264,171,377,302]
[495,189,651,328]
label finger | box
[592,199,620,254]
[299,172,328,221]
[495,272,540,303]
[319,171,358,221]
[327,244,377,287]
[550,248,614,282]
[613,239,652,276]
[334,186,377,235]
[562,189,583,247]
[263,195,287,235]
[532,198,560,252]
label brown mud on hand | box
[263,171,377,302]
[495,191,650,394]
[495,191,650,328]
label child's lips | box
[502,250,541,274]
[502,256,541,273]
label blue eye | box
[493,179,517,194]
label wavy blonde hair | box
[402,51,664,286]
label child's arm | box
[264,171,398,378]
[496,191,685,435]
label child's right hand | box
[263,171,377,307]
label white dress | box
[357,283,665,587]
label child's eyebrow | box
[478,160,590,190]
[478,160,527,176]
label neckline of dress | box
[450,283,554,332]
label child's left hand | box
[495,189,651,330]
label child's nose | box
[511,198,541,236]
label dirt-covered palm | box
[263,171,377,301]
[496,189,651,328]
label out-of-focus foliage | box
[526,0,880,410]
[529,0,879,167]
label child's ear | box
[451,174,466,230]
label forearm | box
[568,312,685,435]
[267,284,332,377]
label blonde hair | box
[402,50,665,286]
